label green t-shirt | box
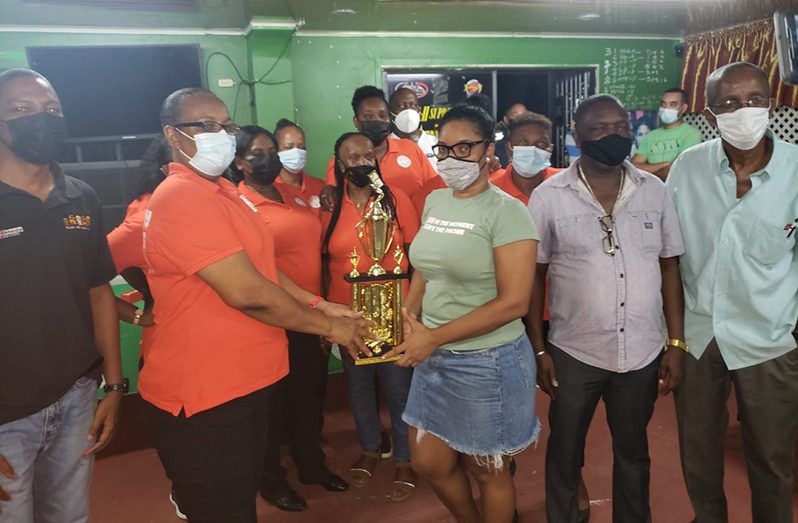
[637,122,703,163]
[409,185,539,351]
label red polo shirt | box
[275,171,325,216]
[325,138,437,200]
[238,182,323,295]
[142,163,288,417]
[489,165,561,206]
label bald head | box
[706,62,769,107]
[389,87,420,114]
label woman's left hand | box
[382,308,438,367]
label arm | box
[525,263,558,397]
[659,256,686,395]
[277,270,358,318]
[115,297,154,327]
[386,239,537,366]
[631,153,671,177]
[196,251,370,355]
[84,283,123,457]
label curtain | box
[680,19,798,111]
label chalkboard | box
[602,47,670,109]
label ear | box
[702,107,717,129]
[573,129,582,149]
[486,141,496,158]
[352,116,360,131]
[234,157,247,174]
[769,98,775,118]
[163,126,181,151]
[505,140,513,160]
[680,102,689,115]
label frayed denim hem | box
[403,415,541,472]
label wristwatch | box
[666,338,689,353]
[132,307,144,326]
[104,378,129,394]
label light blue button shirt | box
[666,132,798,369]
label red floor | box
[89,374,797,522]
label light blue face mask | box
[658,107,681,125]
[278,147,307,174]
[511,146,551,178]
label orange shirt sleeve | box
[145,180,245,277]
[325,157,336,185]
[393,189,420,244]
[107,206,146,272]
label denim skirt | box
[402,334,540,464]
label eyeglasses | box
[432,140,487,160]
[599,215,616,255]
[173,120,241,135]
[707,96,770,114]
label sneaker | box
[380,430,393,458]
[169,490,187,520]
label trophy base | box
[354,354,401,366]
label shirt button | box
[620,302,625,307]
[620,273,624,278]
[620,328,625,332]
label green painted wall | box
[0,31,256,126]
[246,26,296,129]
[289,35,683,177]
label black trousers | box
[675,340,798,523]
[144,385,273,523]
[545,344,659,523]
[261,331,330,493]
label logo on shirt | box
[309,195,321,209]
[644,222,653,229]
[294,197,307,207]
[422,216,475,236]
[63,214,92,231]
[239,194,259,213]
[0,226,23,240]
[397,155,412,168]
[144,209,152,229]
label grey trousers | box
[674,340,798,523]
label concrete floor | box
[89,374,797,523]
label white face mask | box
[710,106,770,151]
[278,147,307,174]
[176,129,236,177]
[511,146,551,178]
[393,108,421,134]
[437,157,482,191]
[658,107,681,125]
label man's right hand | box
[536,352,559,399]
[0,453,17,501]
[320,185,337,212]
[325,317,373,359]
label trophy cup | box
[345,171,409,365]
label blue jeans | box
[0,377,97,523]
[341,357,413,462]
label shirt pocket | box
[553,213,597,257]
[629,211,663,255]
[745,218,796,266]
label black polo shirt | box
[0,164,116,425]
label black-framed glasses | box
[708,96,770,114]
[599,215,616,255]
[173,120,241,135]
[432,139,487,160]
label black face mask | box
[360,120,392,145]
[345,164,376,188]
[249,152,283,185]
[1,112,67,165]
[580,133,632,167]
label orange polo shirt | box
[490,164,561,321]
[107,193,154,354]
[238,182,323,295]
[275,171,325,216]
[322,187,420,307]
[489,165,561,206]
[325,138,437,200]
[142,163,288,417]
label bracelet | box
[132,307,144,326]
[535,350,546,358]
[666,338,689,353]
[309,295,324,309]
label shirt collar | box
[0,162,80,201]
[714,129,779,179]
[551,159,646,189]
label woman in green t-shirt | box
[384,104,541,522]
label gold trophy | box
[345,170,409,365]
